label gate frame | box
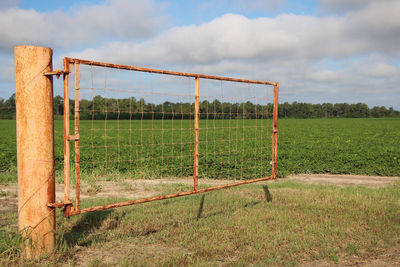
[16,47,278,256]
[48,57,279,216]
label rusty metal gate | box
[49,57,279,216]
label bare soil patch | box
[0,178,233,215]
[287,174,399,188]
[0,184,17,214]
[1,175,398,214]
[300,245,400,267]
[72,242,189,267]
[55,178,230,202]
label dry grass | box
[1,180,400,266]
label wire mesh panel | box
[199,79,272,180]
[60,58,278,216]
[77,64,195,179]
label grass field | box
[1,118,399,184]
[1,180,400,266]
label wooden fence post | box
[15,45,56,257]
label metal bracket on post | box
[43,69,69,79]
[47,201,74,217]
[48,201,72,209]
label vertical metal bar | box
[194,77,200,191]
[74,63,81,211]
[271,83,279,178]
[15,45,56,257]
[63,58,71,203]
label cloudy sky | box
[1,0,399,109]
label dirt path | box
[287,174,399,188]
[55,178,231,202]
[60,174,399,201]
[300,245,400,267]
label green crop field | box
[0,118,399,184]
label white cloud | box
[0,0,20,10]
[1,0,399,109]
[198,0,285,15]
[0,0,168,52]
[305,70,338,82]
[234,0,285,12]
[0,54,14,82]
[318,0,395,13]
[71,0,400,65]
[357,62,398,78]
[67,1,400,109]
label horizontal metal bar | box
[66,176,275,216]
[64,58,277,86]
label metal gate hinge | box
[43,69,69,79]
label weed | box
[0,230,24,261]
[87,184,102,195]
[0,189,8,197]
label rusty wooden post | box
[271,83,279,178]
[194,77,200,191]
[15,45,55,257]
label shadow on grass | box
[57,185,274,248]
[263,185,273,202]
[195,184,273,220]
[197,195,206,220]
[57,209,116,250]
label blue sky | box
[1,0,399,109]
[17,0,318,23]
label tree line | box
[1,94,399,119]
